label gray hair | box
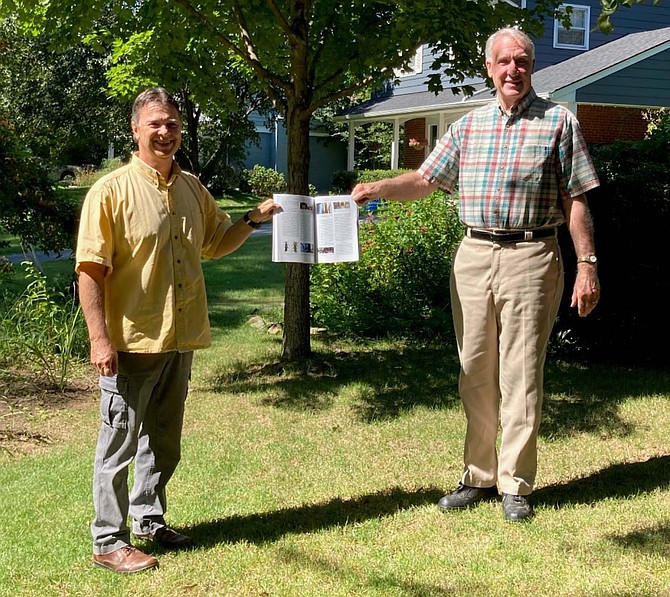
[485,27,535,62]
[131,87,181,125]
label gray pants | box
[91,351,193,555]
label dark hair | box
[131,87,181,125]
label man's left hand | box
[571,265,600,317]
[248,198,280,224]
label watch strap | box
[243,211,262,229]
[577,254,597,264]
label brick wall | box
[403,118,428,169]
[577,105,648,144]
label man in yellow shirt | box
[76,87,277,574]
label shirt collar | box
[131,153,182,187]
[498,87,537,118]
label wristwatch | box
[577,254,598,265]
[243,211,262,229]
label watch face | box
[579,255,597,264]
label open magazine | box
[272,193,360,263]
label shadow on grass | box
[184,485,444,548]
[208,342,670,440]
[534,454,670,508]
[209,344,462,421]
[541,360,670,440]
[274,545,467,596]
[608,521,670,559]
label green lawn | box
[0,227,668,596]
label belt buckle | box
[490,229,509,240]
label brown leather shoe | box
[133,526,193,549]
[93,545,159,573]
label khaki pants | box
[450,234,563,495]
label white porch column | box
[391,118,401,169]
[439,112,447,137]
[347,121,356,171]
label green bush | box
[72,157,125,187]
[0,119,75,253]
[310,188,462,338]
[552,132,670,366]
[243,165,287,197]
[331,169,409,193]
[0,262,87,389]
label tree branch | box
[266,0,292,36]
[309,68,392,114]
[173,0,288,110]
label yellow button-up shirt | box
[76,155,233,353]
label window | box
[554,4,590,50]
[429,125,439,149]
[395,46,423,78]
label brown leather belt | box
[466,227,557,242]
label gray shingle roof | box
[532,25,670,95]
[339,26,670,120]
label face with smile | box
[131,102,182,175]
[486,35,535,112]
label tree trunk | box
[281,104,312,359]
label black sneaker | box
[502,493,533,521]
[437,483,498,511]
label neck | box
[138,153,174,180]
[156,162,173,181]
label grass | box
[0,216,669,596]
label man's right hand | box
[351,172,437,206]
[351,182,380,207]
[90,337,118,377]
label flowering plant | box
[408,137,427,149]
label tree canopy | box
[0,18,127,167]
[1,0,566,358]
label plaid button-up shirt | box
[418,88,600,229]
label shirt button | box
[174,235,178,240]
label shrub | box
[0,119,74,253]
[310,188,462,338]
[331,169,409,193]
[72,157,125,187]
[244,165,287,197]
[331,170,359,193]
[0,262,87,389]
[552,134,670,366]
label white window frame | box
[554,4,590,50]
[395,46,423,78]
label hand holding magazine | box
[272,194,360,263]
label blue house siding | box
[387,45,483,97]
[576,49,670,106]
[392,46,440,96]
[244,118,347,192]
[529,0,670,70]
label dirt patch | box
[0,369,98,457]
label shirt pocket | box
[99,374,129,430]
[518,144,551,183]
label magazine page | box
[272,194,316,263]
[313,195,360,263]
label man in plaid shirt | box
[352,27,601,521]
